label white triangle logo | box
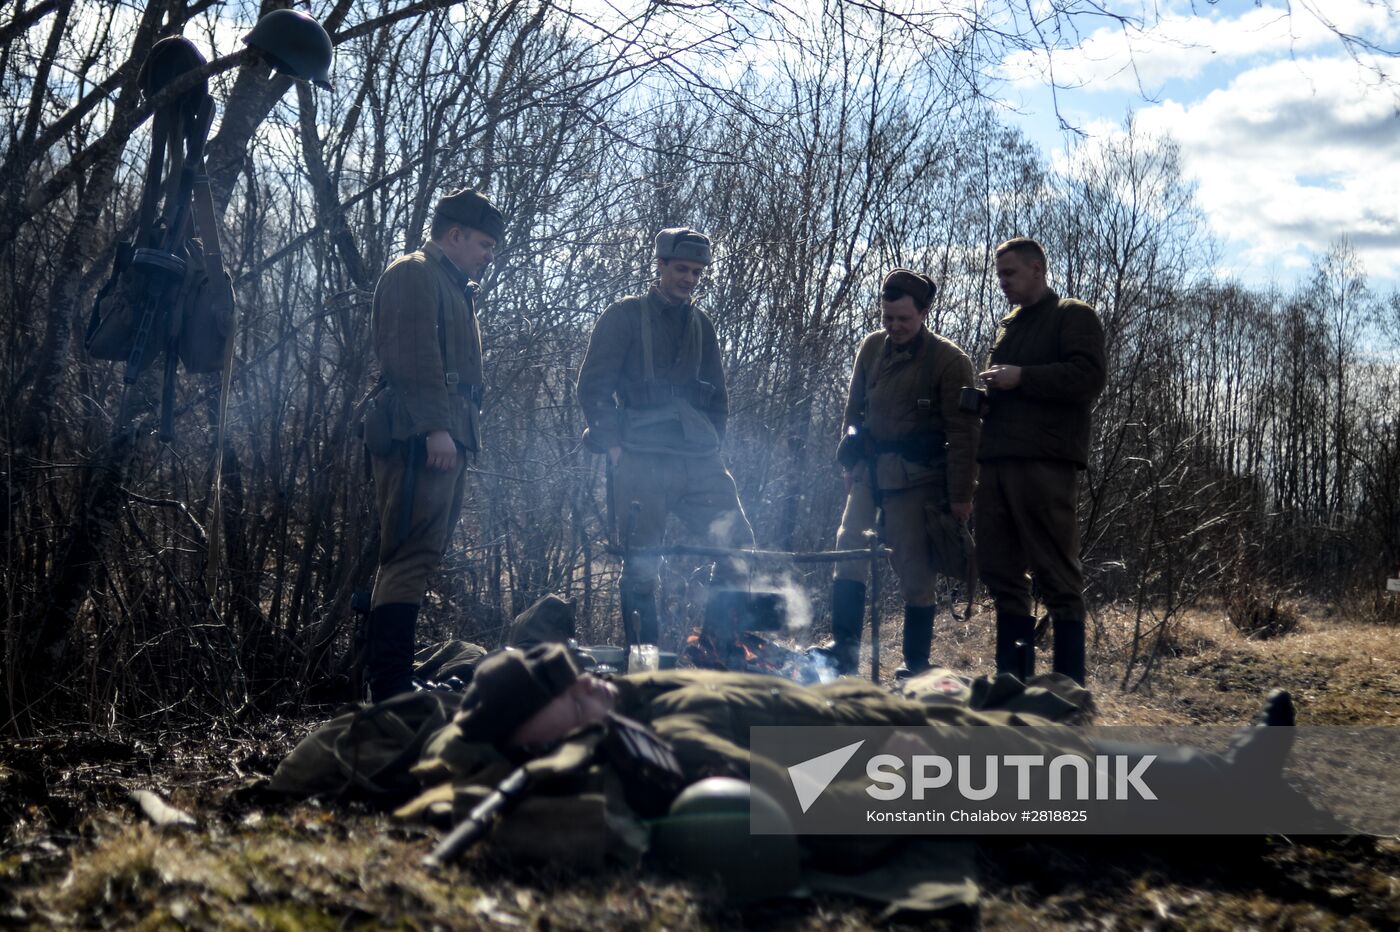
[788,740,865,813]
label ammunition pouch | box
[87,237,232,375]
[836,427,866,470]
[177,236,234,373]
[86,245,187,369]
[581,425,613,455]
[361,381,480,456]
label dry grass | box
[5,599,1400,929]
[867,598,1400,727]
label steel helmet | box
[649,777,802,905]
[243,9,333,90]
[139,36,208,108]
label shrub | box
[1227,590,1301,640]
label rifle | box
[422,765,531,868]
[422,712,685,868]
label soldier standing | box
[827,269,980,678]
[364,190,503,700]
[976,237,1106,685]
[577,228,755,648]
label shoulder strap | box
[863,333,887,398]
[639,295,655,382]
[437,271,460,387]
[675,304,702,374]
[136,104,175,242]
[916,335,946,426]
[919,335,943,392]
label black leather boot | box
[1052,614,1086,686]
[366,602,418,702]
[1226,689,1296,774]
[827,579,866,676]
[995,611,1036,679]
[621,584,659,646]
[896,604,936,679]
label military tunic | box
[576,286,754,619]
[834,327,980,606]
[975,290,1106,618]
[369,239,484,608]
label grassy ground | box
[3,603,1399,930]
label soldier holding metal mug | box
[975,237,1106,686]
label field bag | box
[85,36,233,380]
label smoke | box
[707,510,751,577]
[707,511,739,543]
[800,646,840,685]
[749,569,813,635]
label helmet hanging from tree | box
[243,8,333,89]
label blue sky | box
[996,0,1400,293]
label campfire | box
[680,587,837,683]
[682,629,837,683]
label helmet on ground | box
[649,777,801,905]
[243,9,333,89]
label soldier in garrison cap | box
[362,189,504,701]
[440,653,1298,852]
[576,227,755,649]
[827,269,981,678]
[976,237,1106,686]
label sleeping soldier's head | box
[456,644,618,749]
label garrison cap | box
[456,644,580,745]
[434,189,505,241]
[655,227,712,265]
[881,268,937,308]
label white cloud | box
[1131,54,1400,279]
[1004,0,1400,94]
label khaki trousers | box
[974,459,1084,618]
[834,465,945,607]
[613,450,754,592]
[371,440,468,608]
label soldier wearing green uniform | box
[577,228,754,647]
[271,645,1300,914]
[363,190,503,700]
[829,270,980,678]
[976,237,1106,685]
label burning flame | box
[682,628,838,684]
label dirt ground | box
[3,604,1399,930]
